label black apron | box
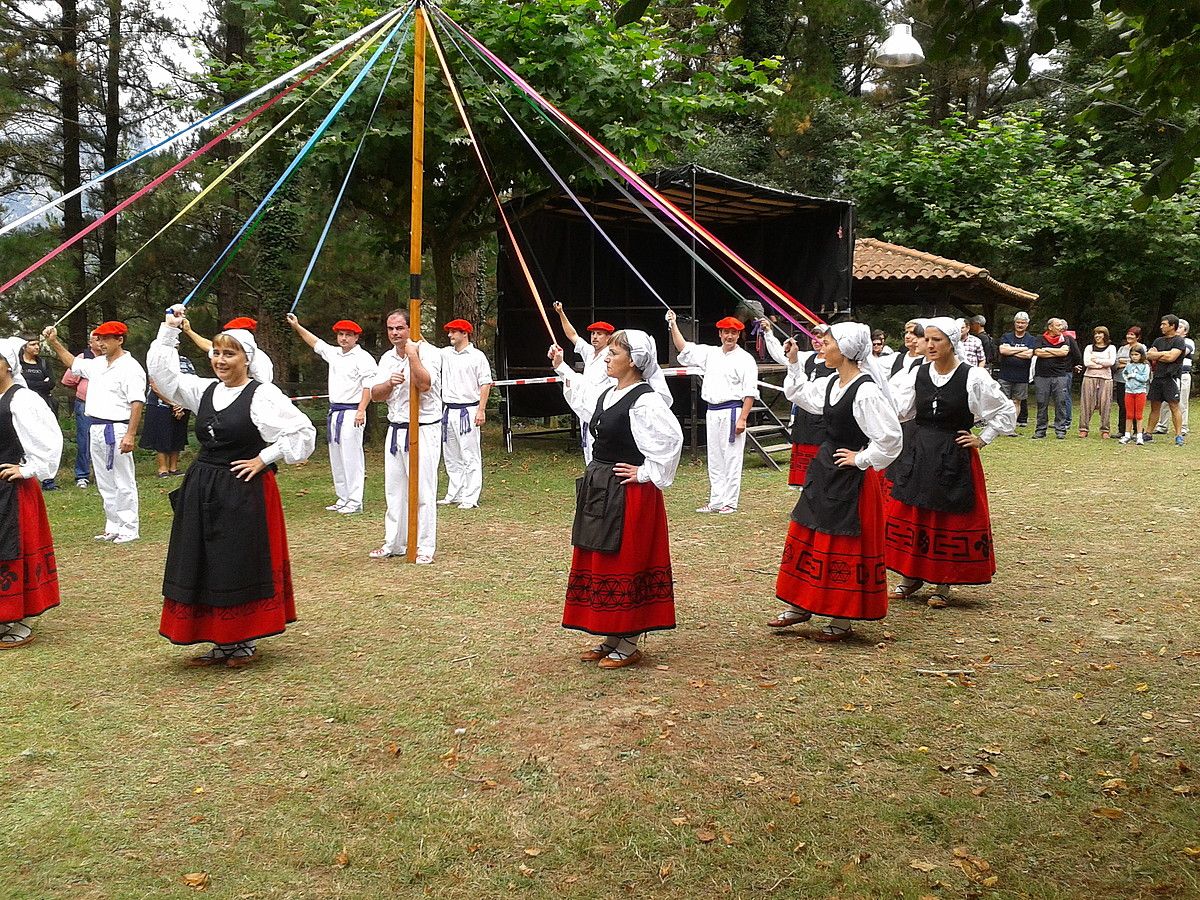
[163,381,276,606]
[572,383,652,553]
[0,385,25,560]
[791,355,833,445]
[790,375,873,536]
[888,363,976,513]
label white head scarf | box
[924,316,961,349]
[212,328,270,382]
[621,329,672,407]
[830,322,895,408]
[0,337,27,387]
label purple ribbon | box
[708,400,742,444]
[327,403,357,445]
[581,421,590,452]
[91,418,127,470]
[388,421,407,455]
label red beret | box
[223,316,258,331]
[444,318,474,334]
[715,316,745,332]
[93,321,128,337]
[332,319,362,334]
[587,321,615,333]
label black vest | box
[589,383,652,465]
[805,354,834,381]
[822,374,871,450]
[914,363,973,432]
[195,381,268,466]
[0,384,24,466]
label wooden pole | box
[406,3,427,563]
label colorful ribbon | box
[0,5,408,237]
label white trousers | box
[1157,372,1191,431]
[441,408,483,506]
[90,422,139,538]
[705,408,746,510]
[579,416,594,465]
[383,423,441,558]
[328,412,366,508]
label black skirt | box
[140,402,190,453]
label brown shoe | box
[0,632,34,650]
[598,649,643,669]
[580,644,615,662]
[809,626,852,642]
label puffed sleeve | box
[249,352,274,385]
[762,329,788,366]
[888,364,919,422]
[851,380,903,471]
[147,324,215,413]
[629,391,683,489]
[249,382,316,465]
[785,370,831,414]
[967,367,1017,444]
[554,361,596,422]
[675,341,707,370]
[11,389,63,481]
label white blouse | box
[148,324,315,466]
[784,370,903,471]
[890,361,1017,445]
[7,387,63,481]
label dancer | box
[370,309,442,563]
[43,321,145,543]
[148,308,315,667]
[182,315,275,384]
[783,326,832,489]
[550,329,682,669]
[286,314,376,514]
[438,318,493,509]
[667,310,759,513]
[769,323,902,641]
[551,301,615,464]
[885,317,1015,607]
[890,320,928,379]
[0,338,62,648]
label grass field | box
[2,414,1199,899]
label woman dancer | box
[885,317,1015,606]
[769,323,902,641]
[148,308,315,667]
[785,325,832,488]
[0,338,62,647]
[550,329,682,668]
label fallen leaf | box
[910,859,939,872]
[787,794,801,805]
[1183,847,1200,858]
[1171,785,1193,795]
[979,746,1003,756]
[721,831,734,846]
[1091,807,1125,820]
[518,864,535,877]
[188,815,205,825]
[1129,753,1141,773]
[181,872,209,890]
[1135,683,1149,693]
[333,848,350,869]
[524,848,542,857]
[658,862,673,879]
[971,786,988,796]
[671,816,689,826]
[1102,778,1128,793]
[695,827,717,844]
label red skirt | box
[775,468,888,620]
[564,481,675,637]
[160,470,296,645]
[0,480,60,623]
[788,443,819,487]
[884,448,995,585]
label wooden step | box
[760,443,793,454]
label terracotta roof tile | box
[854,237,1037,304]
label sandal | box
[225,644,258,668]
[598,648,642,669]
[811,624,853,642]
[891,580,924,599]
[767,610,812,628]
[187,645,233,667]
[580,642,618,662]
[0,623,34,649]
[926,593,949,609]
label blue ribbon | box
[90,418,127,470]
[709,400,742,444]
[183,5,415,306]
[441,402,477,442]
[327,402,358,445]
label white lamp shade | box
[876,23,924,68]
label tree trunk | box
[59,0,87,347]
[98,0,121,322]
[431,242,456,341]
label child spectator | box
[1119,344,1151,445]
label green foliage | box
[846,89,1200,328]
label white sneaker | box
[1118,434,1131,445]
[436,498,456,506]
[93,532,117,541]
[338,505,362,515]
[457,502,478,510]
[717,506,737,515]
[113,534,139,544]
[325,502,345,512]
[368,546,395,559]
[696,504,717,513]
[76,478,89,489]
[1153,426,1168,434]
[1135,433,1145,445]
[415,554,434,565]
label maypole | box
[406,1,428,563]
